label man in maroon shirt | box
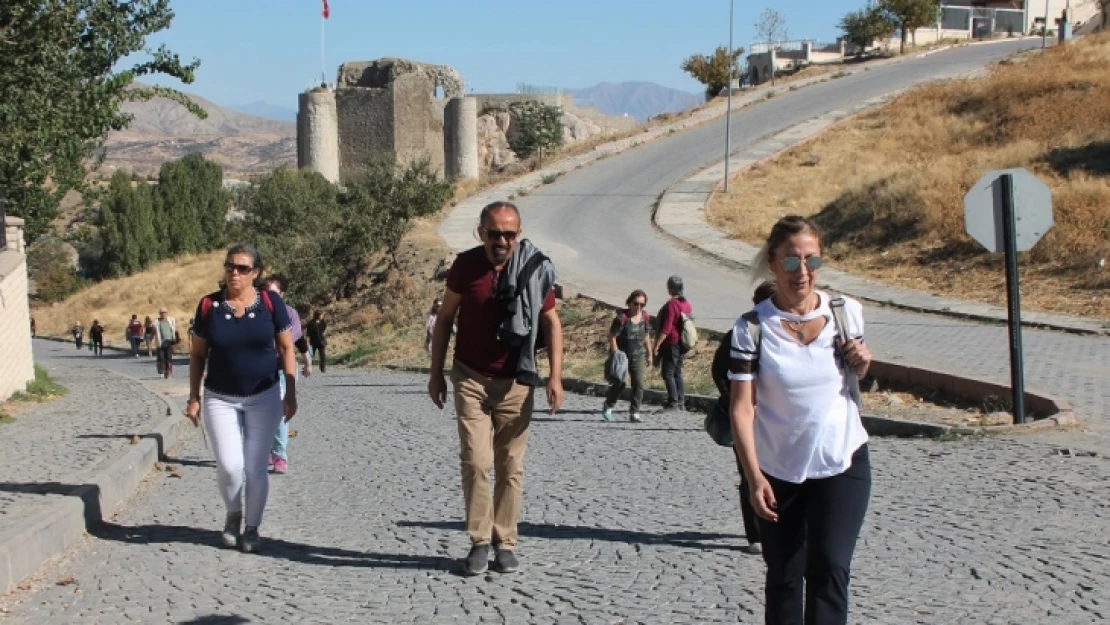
[653,275,692,411]
[428,200,564,577]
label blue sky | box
[141,0,866,110]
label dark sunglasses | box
[481,227,520,242]
[630,300,646,307]
[780,255,823,272]
[224,262,255,275]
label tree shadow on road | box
[397,520,742,550]
[88,521,456,571]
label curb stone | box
[0,344,194,595]
[380,363,1064,438]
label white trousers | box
[203,385,284,527]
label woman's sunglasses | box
[629,300,646,307]
[780,256,823,272]
[224,262,255,275]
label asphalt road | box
[518,39,1042,312]
[507,39,1110,438]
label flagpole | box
[320,8,326,86]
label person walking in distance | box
[89,320,105,356]
[183,244,298,554]
[264,275,312,475]
[602,290,653,423]
[427,200,565,577]
[30,317,36,338]
[144,316,156,357]
[127,314,144,357]
[155,307,178,378]
[72,321,83,350]
[729,216,872,625]
[653,275,692,411]
[306,311,328,373]
[711,280,776,556]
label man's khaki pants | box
[451,360,534,550]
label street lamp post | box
[0,191,7,250]
[724,0,734,193]
[1042,0,1050,48]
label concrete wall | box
[0,217,35,401]
[336,87,394,180]
[474,93,575,112]
[298,89,341,183]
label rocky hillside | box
[476,103,638,171]
[101,90,296,177]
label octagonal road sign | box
[964,168,1053,253]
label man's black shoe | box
[493,549,519,574]
[463,544,490,576]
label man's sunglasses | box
[224,262,256,275]
[481,227,520,242]
[780,255,824,272]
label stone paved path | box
[0,342,180,526]
[3,365,1108,624]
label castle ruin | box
[297,58,479,184]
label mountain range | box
[568,82,702,121]
[100,81,700,176]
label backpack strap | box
[828,297,862,409]
[260,289,275,313]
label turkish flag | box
[322,0,330,19]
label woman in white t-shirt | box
[728,215,872,625]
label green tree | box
[840,6,898,53]
[98,172,143,276]
[508,102,565,162]
[879,0,938,54]
[26,239,88,302]
[157,153,228,255]
[681,45,745,101]
[0,0,204,241]
[237,160,453,304]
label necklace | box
[784,319,807,341]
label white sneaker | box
[630,413,643,423]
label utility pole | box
[1042,0,1050,48]
[724,0,734,193]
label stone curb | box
[378,363,1054,439]
[1,341,194,594]
[651,58,1109,337]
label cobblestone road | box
[0,342,175,525]
[3,364,1108,624]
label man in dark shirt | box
[306,311,328,373]
[428,200,564,577]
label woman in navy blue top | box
[184,243,298,554]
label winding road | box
[447,39,1110,440]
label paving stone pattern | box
[0,342,171,525]
[3,368,1109,624]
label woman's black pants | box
[759,444,871,625]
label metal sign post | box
[964,167,1053,424]
[998,174,1026,423]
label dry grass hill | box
[712,33,1110,320]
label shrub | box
[26,240,88,303]
[509,102,565,161]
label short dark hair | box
[625,289,648,306]
[478,201,521,228]
[225,243,265,288]
[265,274,289,294]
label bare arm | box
[184,335,207,426]
[428,289,462,409]
[730,379,778,522]
[431,289,462,375]
[541,306,564,414]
